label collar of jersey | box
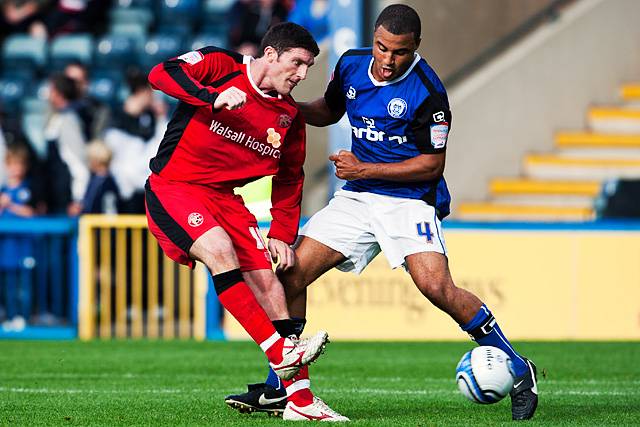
[367,53,421,87]
[243,55,283,100]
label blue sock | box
[461,305,529,377]
[265,318,307,391]
[265,366,283,391]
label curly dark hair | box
[375,4,421,43]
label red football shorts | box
[145,173,271,271]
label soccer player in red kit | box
[144,23,327,381]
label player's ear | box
[414,36,421,50]
[264,46,278,63]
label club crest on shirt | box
[346,86,356,100]
[188,212,204,227]
[266,128,282,148]
[278,114,292,128]
[387,98,407,118]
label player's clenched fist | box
[214,86,247,110]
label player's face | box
[271,47,315,95]
[371,25,419,82]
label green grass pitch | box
[1,341,639,425]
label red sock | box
[283,365,314,406]
[217,281,284,363]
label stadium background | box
[0,2,638,344]
[1,1,639,425]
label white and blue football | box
[456,346,515,404]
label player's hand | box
[268,238,296,271]
[213,86,247,110]
[329,150,367,180]
[0,193,10,209]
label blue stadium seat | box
[88,75,121,107]
[1,35,47,74]
[109,7,154,27]
[189,33,227,51]
[93,34,137,69]
[49,34,94,71]
[138,34,184,71]
[158,0,199,25]
[200,0,234,30]
[113,0,152,8]
[0,77,29,112]
[21,111,47,157]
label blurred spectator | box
[64,60,110,141]
[287,0,328,43]
[0,109,47,213]
[43,72,88,215]
[228,0,289,56]
[0,144,35,331]
[43,0,111,38]
[0,144,35,218]
[0,0,51,41]
[104,71,168,213]
[74,139,120,214]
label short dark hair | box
[375,4,421,42]
[258,22,319,58]
[50,73,79,101]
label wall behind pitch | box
[223,227,640,340]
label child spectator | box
[74,140,121,215]
[0,144,35,331]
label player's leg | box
[372,194,537,420]
[405,252,538,420]
[225,237,347,417]
[145,177,327,380]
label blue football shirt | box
[325,49,452,218]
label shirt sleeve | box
[324,56,346,112]
[411,93,452,154]
[267,112,306,245]
[147,47,234,107]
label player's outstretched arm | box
[298,97,344,127]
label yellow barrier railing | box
[78,215,207,340]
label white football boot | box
[283,396,350,422]
[270,331,329,380]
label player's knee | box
[417,277,454,305]
[202,240,237,267]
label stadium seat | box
[158,0,199,25]
[109,7,154,27]
[189,33,227,51]
[93,34,137,69]
[200,0,234,31]
[113,0,152,8]
[88,75,122,107]
[1,35,47,74]
[21,111,47,157]
[49,34,94,71]
[138,34,184,71]
[0,77,28,112]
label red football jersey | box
[147,47,306,244]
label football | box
[456,346,515,404]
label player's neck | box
[248,57,277,95]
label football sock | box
[212,269,285,364]
[461,304,529,377]
[283,365,314,406]
[265,318,307,391]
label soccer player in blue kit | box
[225,4,538,421]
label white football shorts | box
[300,190,447,274]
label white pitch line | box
[0,387,638,397]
